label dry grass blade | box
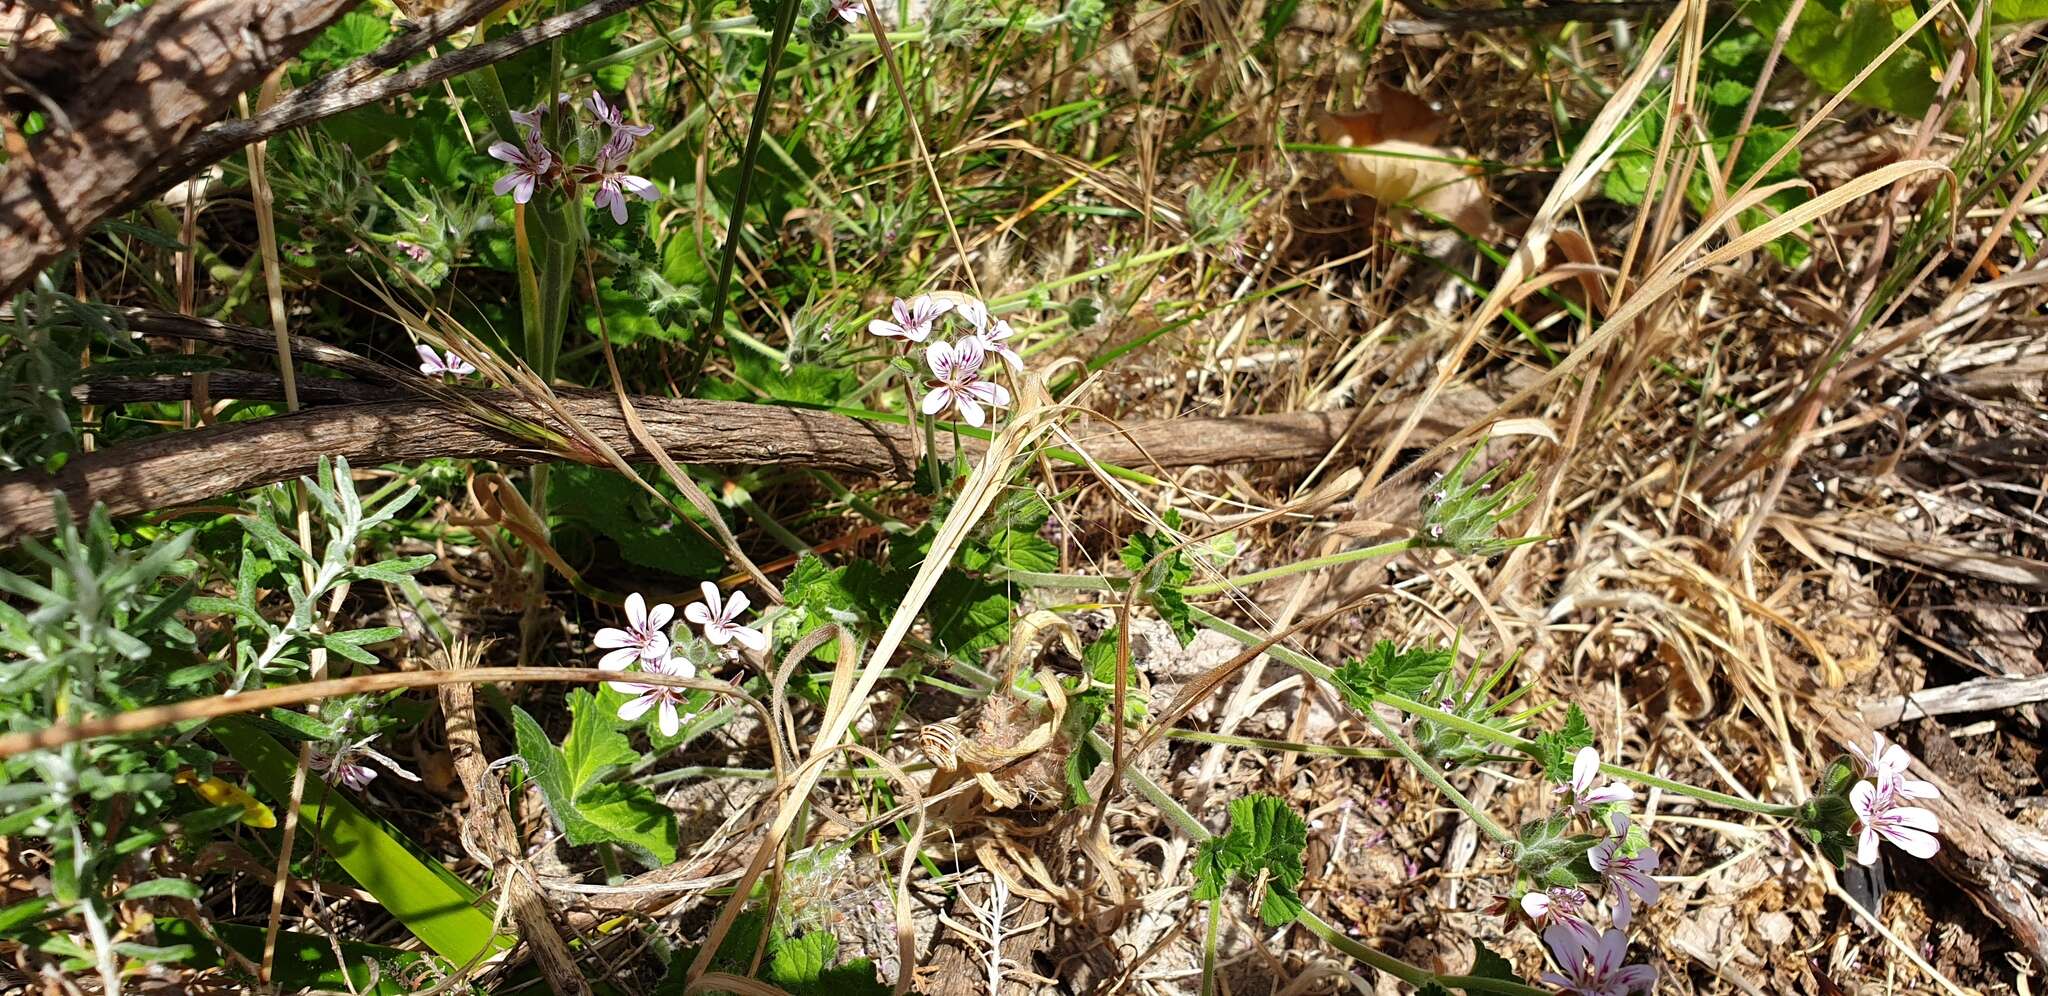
[1358,0,1695,491]
[685,380,1064,990]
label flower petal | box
[618,693,658,722]
[621,175,659,200]
[658,700,682,737]
[599,647,640,671]
[1571,746,1600,793]
[921,387,951,416]
[685,602,714,625]
[645,602,675,632]
[625,592,648,629]
[488,141,524,163]
[732,625,769,652]
[955,394,985,427]
[1887,824,1941,859]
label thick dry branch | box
[0,0,359,298]
[0,390,1485,544]
[116,308,413,383]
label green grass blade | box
[211,717,513,966]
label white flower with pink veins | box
[685,582,769,652]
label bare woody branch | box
[0,0,654,299]
[0,387,1493,545]
[0,0,360,298]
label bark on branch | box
[0,0,654,298]
[0,389,1487,545]
[0,0,359,298]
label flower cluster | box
[593,586,768,736]
[868,293,1022,427]
[1504,730,1945,994]
[488,92,658,224]
[1500,745,1660,996]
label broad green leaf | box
[212,719,511,965]
[1992,0,2048,21]
[1189,794,1309,926]
[1119,510,1196,646]
[293,11,391,81]
[1333,641,1454,708]
[1470,940,1524,984]
[548,466,723,579]
[160,920,428,996]
[1744,0,1940,116]
[512,692,679,866]
[923,571,1014,660]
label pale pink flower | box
[1589,813,1661,929]
[1557,746,1634,814]
[684,581,768,652]
[1851,780,1940,865]
[310,735,421,792]
[921,338,1010,427]
[511,92,573,131]
[1540,926,1656,996]
[830,0,865,22]
[868,295,953,343]
[585,153,660,224]
[1521,888,1598,949]
[594,592,674,669]
[584,92,655,148]
[973,317,1024,370]
[609,652,697,737]
[1846,733,1939,802]
[416,344,476,378]
[394,240,431,263]
[950,296,990,331]
[488,131,553,204]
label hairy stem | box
[1365,709,1514,845]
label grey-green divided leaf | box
[512,691,678,866]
